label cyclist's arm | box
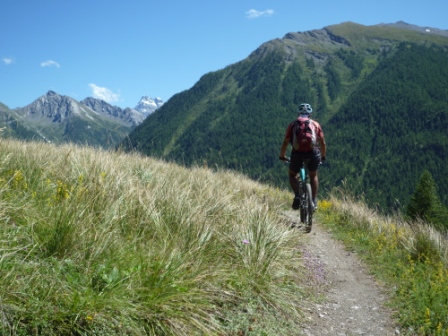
[279,136,290,159]
[319,136,326,159]
[314,123,326,159]
[280,123,293,159]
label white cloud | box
[88,84,120,103]
[41,60,61,68]
[2,58,14,65]
[246,9,274,19]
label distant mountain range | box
[0,92,163,148]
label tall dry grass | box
[326,190,448,263]
[0,139,306,335]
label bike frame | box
[299,165,307,184]
[298,160,313,230]
[282,157,313,231]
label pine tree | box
[406,170,447,229]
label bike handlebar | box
[279,156,290,163]
[279,156,326,164]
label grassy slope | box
[2,138,447,335]
[0,139,308,335]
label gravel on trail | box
[286,212,400,336]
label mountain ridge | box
[81,96,144,127]
[379,20,448,37]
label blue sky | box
[1,0,447,109]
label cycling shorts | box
[289,150,321,173]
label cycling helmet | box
[299,103,312,114]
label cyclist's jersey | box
[285,117,324,153]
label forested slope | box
[326,43,448,209]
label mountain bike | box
[281,157,313,233]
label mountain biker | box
[279,103,326,210]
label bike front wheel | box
[300,183,313,228]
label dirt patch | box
[285,212,400,335]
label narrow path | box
[286,213,400,335]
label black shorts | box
[289,150,321,173]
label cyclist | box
[279,103,326,210]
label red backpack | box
[291,117,317,152]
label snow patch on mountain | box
[134,96,164,116]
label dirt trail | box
[286,213,400,335]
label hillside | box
[123,22,448,212]
[0,138,305,334]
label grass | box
[317,190,448,335]
[0,139,309,335]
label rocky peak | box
[283,28,350,47]
[81,97,119,116]
[134,96,164,116]
[22,91,79,122]
[46,90,58,96]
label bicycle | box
[281,157,313,233]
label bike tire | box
[300,183,313,228]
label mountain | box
[122,21,448,212]
[0,91,134,147]
[81,97,144,126]
[134,96,164,116]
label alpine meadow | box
[123,22,448,216]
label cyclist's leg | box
[309,170,318,200]
[288,168,300,195]
[289,152,303,195]
[289,169,301,209]
[307,150,321,205]
[289,152,303,210]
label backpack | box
[291,117,317,152]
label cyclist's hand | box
[321,156,326,162]
[279,156,290,162]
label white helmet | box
[299,103,312,114]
